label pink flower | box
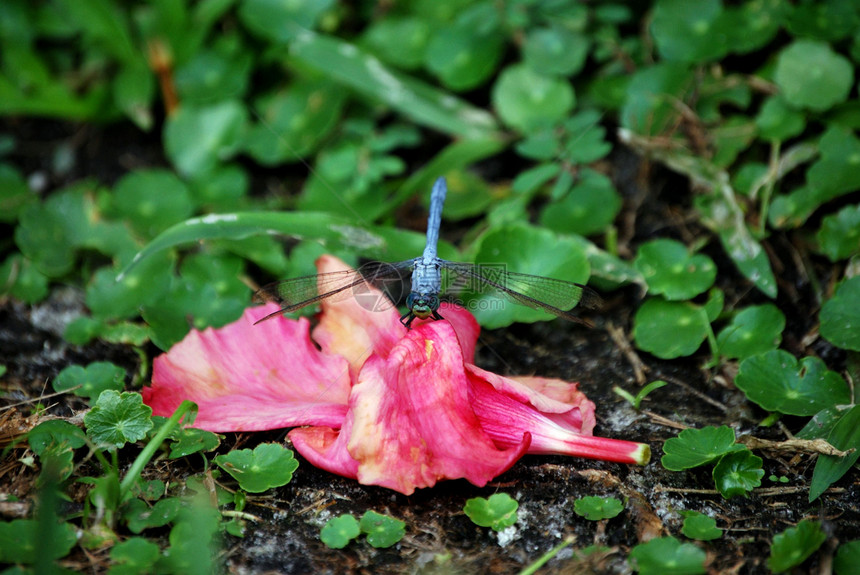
[145,256,649,495]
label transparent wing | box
[439,261,602,325]
[253,260,414,324]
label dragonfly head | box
[406,292,440,320]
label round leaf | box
[735,350,851,415]
[362,17,430,70]
[628,536,706,575]
[53,362,127,401]
[84,390,154,449]
[523,26,589,76]
[716,304,785,360]
[463,493,518,531]
[817,204,860,262]
[359,511,406,548]
[774,40,854,111]
[633,298,710,359]
[214,443,300,493]
[238,0,335,43]
[573,496,624,521]
[492,64,575,132]
[425,23,504,91]
[651,0,728,63]
[164,101,247,178]
[712,449,764,498]
[467,223,591,328]
[112,169,194,239]
[680,511,723,541]
[539,170,621,236]
[634,239,716,300]
[755,96,805,141]
[320,515,360,549]
[661,426,744,471]
[820,276,860,351]
[768,520,827,573]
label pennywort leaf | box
[634,239,717,300]
[680,511,723,541]
[359,511,406,548]
[712,449,764,498]
[768,520,827,573]
[464,493,518,532]
[320,515,360,549]
[628,536,706,575]
[573,496,624,521]
[84,390,153,449]
[661,426,745,471]
[820,276,860,351]
[53,361,127,402]
[735,350,850,416]
[214,443,299,493]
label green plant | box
[464,493,519,532]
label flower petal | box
[467,371,650,465]
[145,305,350,432]
[291,319,530,494]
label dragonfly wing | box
[254,260,414,324]
[439,261,602,325]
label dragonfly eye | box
[407,293,440,319]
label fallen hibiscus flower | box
[144,256,650,495]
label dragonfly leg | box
[400,310,416,328]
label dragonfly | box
[254,177,602,328]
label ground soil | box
[1,119,857,574]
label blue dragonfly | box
[254,177,601,327]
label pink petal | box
[467,372,650,465]
[291,320,531,495]
[144,305,350,432]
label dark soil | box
[1,119,857,574]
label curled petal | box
[468,373,650,465]
[292,320,530,495]
[145,305,350,432]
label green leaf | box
[0,254,49,304]
[362,17,430,70]
[735,350,850,416]
[463,493,518,531]
[0,163,34,222]
[539,170,621,237]
[722,0,789,54]
[651,0,728,63]
[108,537,161,575]
[0,519,77,564]
[53,362,127,402]
[492,64,575,132]
[124,497,182,534]
[289,30,499,139]
[237,0,335,42]
[111,169,194,240]
[786,0,860,42]
[117,211,436,283]
[244,81,346,164]
[424,5,504,91]
[214,443,299,493]
[174,44,252,105]
[817,204,860,261]
[820,276,860,351]
[621,63,693,136]
[680,511,723,541]
[320,515,360,549]
[632,298,710,359]
[768,520,827,573]
[86,252,174,321]
[712,449,764,498]
[662,426,745,471]
[164,100,247,178]
[835,540,860,575]
[466,223,591,328]
[573,496,624,521]
[523,26,589,76]
[628,536,706,575]
[27,420,86,456]
[716,304,785,360]
[774,40,854,111]
[808,405,860,502]
[755,96,805,141]
[167,427,221,459]
[113,61,155,130]
[84,390,154,449]
[634,239,717,300]
[359,511,406,548]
